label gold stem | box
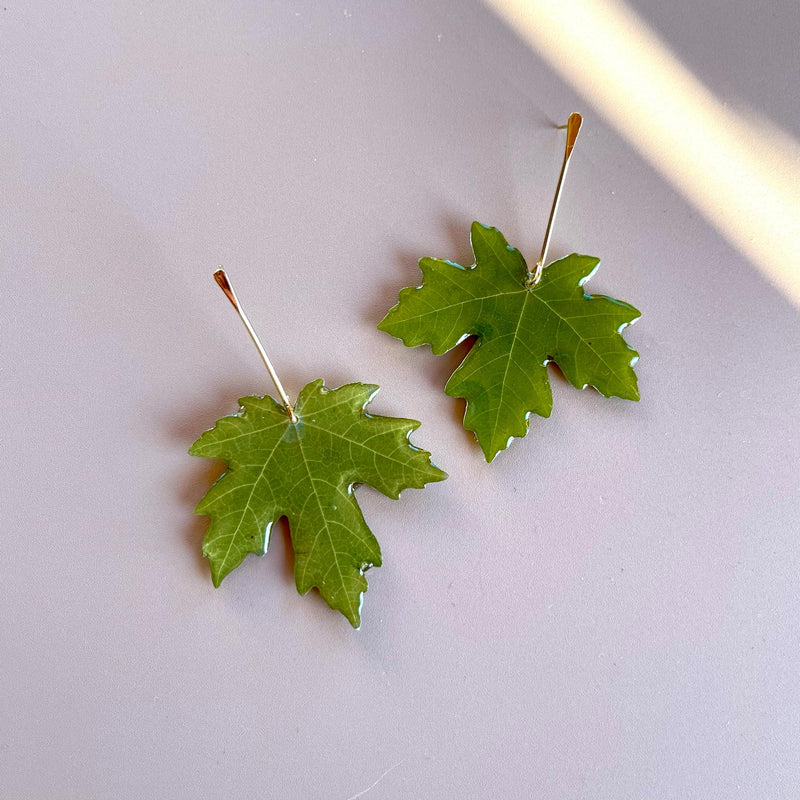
[213,269,297,423]
[528,112,583,286]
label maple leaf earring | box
[378,113,641,462]
[190,269,446,628]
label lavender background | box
[1,2,797,798]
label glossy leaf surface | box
[378,222,640,461]
[190,379,445,627]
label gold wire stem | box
[528,112,583,287]
[213,269,298,423]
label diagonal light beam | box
[483,0,800,304]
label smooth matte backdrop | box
[1,2,798,798]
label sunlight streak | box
[483,0,800,304]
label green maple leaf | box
[189,379,446,627]
[378,221,640,462]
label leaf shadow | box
[178,459,222,578]
[369,211,490,454]
[166,386,262,581]
[168,386,243,445]
[365,209,477,328]
[440,212,479,268]
[434,336,479,450]
[271,516,297,591]
[546,360,572,391]
[413,212,480,449]
[364,247,420,329]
